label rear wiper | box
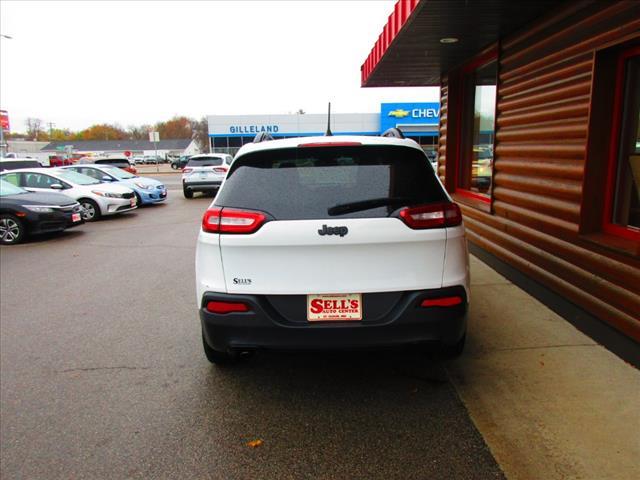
[328,197,411,216]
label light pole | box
[0,33,13,158]
[0,115,5,158]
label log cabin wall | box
[439,1,640,341]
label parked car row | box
[131,155,168,165]
[0,166,167,244]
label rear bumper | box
[200,286,467,352]
[183,180,222,192]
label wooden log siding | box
[437,79,448,184]
[441,1,640,340]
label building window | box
[604,46,640,240]
[213,137,227,149]
[457,52,497,202]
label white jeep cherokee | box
[195,132,470,364]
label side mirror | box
[51,184,64,190]
[102,176,113,182]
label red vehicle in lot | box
[48,156,74,167]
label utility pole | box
[48,122,55,138]
[0,122,5,158]
[149,131,160,173]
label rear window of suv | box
[187,157,224,167]
[95,159,129,168]
[0,160,42,171]
[215,145,448,220]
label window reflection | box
[612,54,640,230]
[460,58,497,196]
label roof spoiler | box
[253,132,274,143]
[381,127,405,139]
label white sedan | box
[0,168,137,221]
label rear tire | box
[440,333,466,359]
[183,187,193,199]
[134,192,142,206]
[202,331,239,366]
[79,199,101,221]
[0,214,25,245]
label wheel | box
[79,199,101,221]
[0,214,25,245]
[183,187,193,199]
[171,163,178,170]
[439,334,466,359]
[134,192,142,206]
[202,331,239,366]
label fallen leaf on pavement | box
[247,439,263,448]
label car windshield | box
[216,145,447,220]
[55,169,101,185]
[0,179,27,196]
[187,157,224,167]
[101,166,136,179]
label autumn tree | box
[155,116,192,139]
[49,128,75,141]
[79,124,128,141]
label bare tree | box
[190,117,209,153]
[25,118,43,140]
[127,124,152,140]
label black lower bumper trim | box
[200,287,467,352]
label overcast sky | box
[0,0,439,133]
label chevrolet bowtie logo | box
[388,109,410,118]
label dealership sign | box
[380,102,440,132]
[0,110,9,132]
[229,124,279,134]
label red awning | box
[360,0,569,88]
[360,0,421,87]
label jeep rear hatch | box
[211,145,453,294]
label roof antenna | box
[325,102,333,136]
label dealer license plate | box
[307,293,362,322]
[71,213,81,222]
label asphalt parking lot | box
[0,174,504,479]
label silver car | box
[181,154,232,199]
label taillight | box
[420,296,463,307]
[399,202,462,229]
[202,207,267,234]
[213,167,228,173]
[183,167,192,173]
[206,300,251,314]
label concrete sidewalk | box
[446,256,640,479]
